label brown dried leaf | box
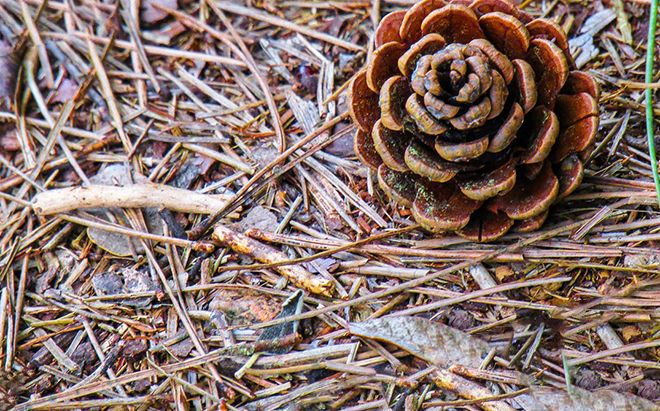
[167,337,194,358]
[349,316,489,368]
[0,369,30,411]
[87,207,164,256]
[524,386,657,411]
[637,380,660,402]
[494,265,515,282]
[620,325,642,343]
[51,78,78,104]
[210,288,282,325]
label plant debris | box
[0,0,658,409]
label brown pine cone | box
[350,0,599,242]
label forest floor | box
[0,0,658,410]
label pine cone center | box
[410,44,498,131]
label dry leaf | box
[325,131,355,157]
[620,325,642,343]
[521,386,658,411]
[87,207,164,256]
[573,368,603,390]
[142,21,187,45]
[210,288,282,325]
[233,205,279,234]
[0,42,17,99]
[495,265,516,282]
[51,78,78,104]
[141,0,177,24]
[122,339,148,362]
[636,380,660,402]
[349,316,489,369]
[0,127,19,152]
[92,267,156,307]
[0,369,30,411]
[92,271,124,295]
[259,290,305,354]
[167,337,194,357]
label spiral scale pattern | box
[350,0,600,241]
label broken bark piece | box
[213,225,334,297]
[0,43,18,99]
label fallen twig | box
[212,225,334,296]
[32,184,232,215]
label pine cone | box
[350,0,599,242]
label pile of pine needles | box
[0,0,658,409]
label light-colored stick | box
[212,225,334,297]
[32,184,231,215]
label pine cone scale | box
[375,10,407,47]
[421,5,484,44]
[366,42,408,92]
[406,141,458,182]
[519,107,559,164]
[480,12,530,60]
[471,0,522,20]
[557,154,585,200]
[457,158,516,201]
[372,120,409,172]
[526,18,575,68]
[526,39,569,108]
[435,135,489,161]
[380,75,409,131]
[490,162,559,220]
[377,166,417,208]
[399,0,444,44]
[487,103,523,153]
[470,38,514,83]
[412,181,482,232]
[349,71,379,133]
[399,34,446,77]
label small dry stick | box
[212,225,334,297]
[32,185,232,215]
[431,369,517,411]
